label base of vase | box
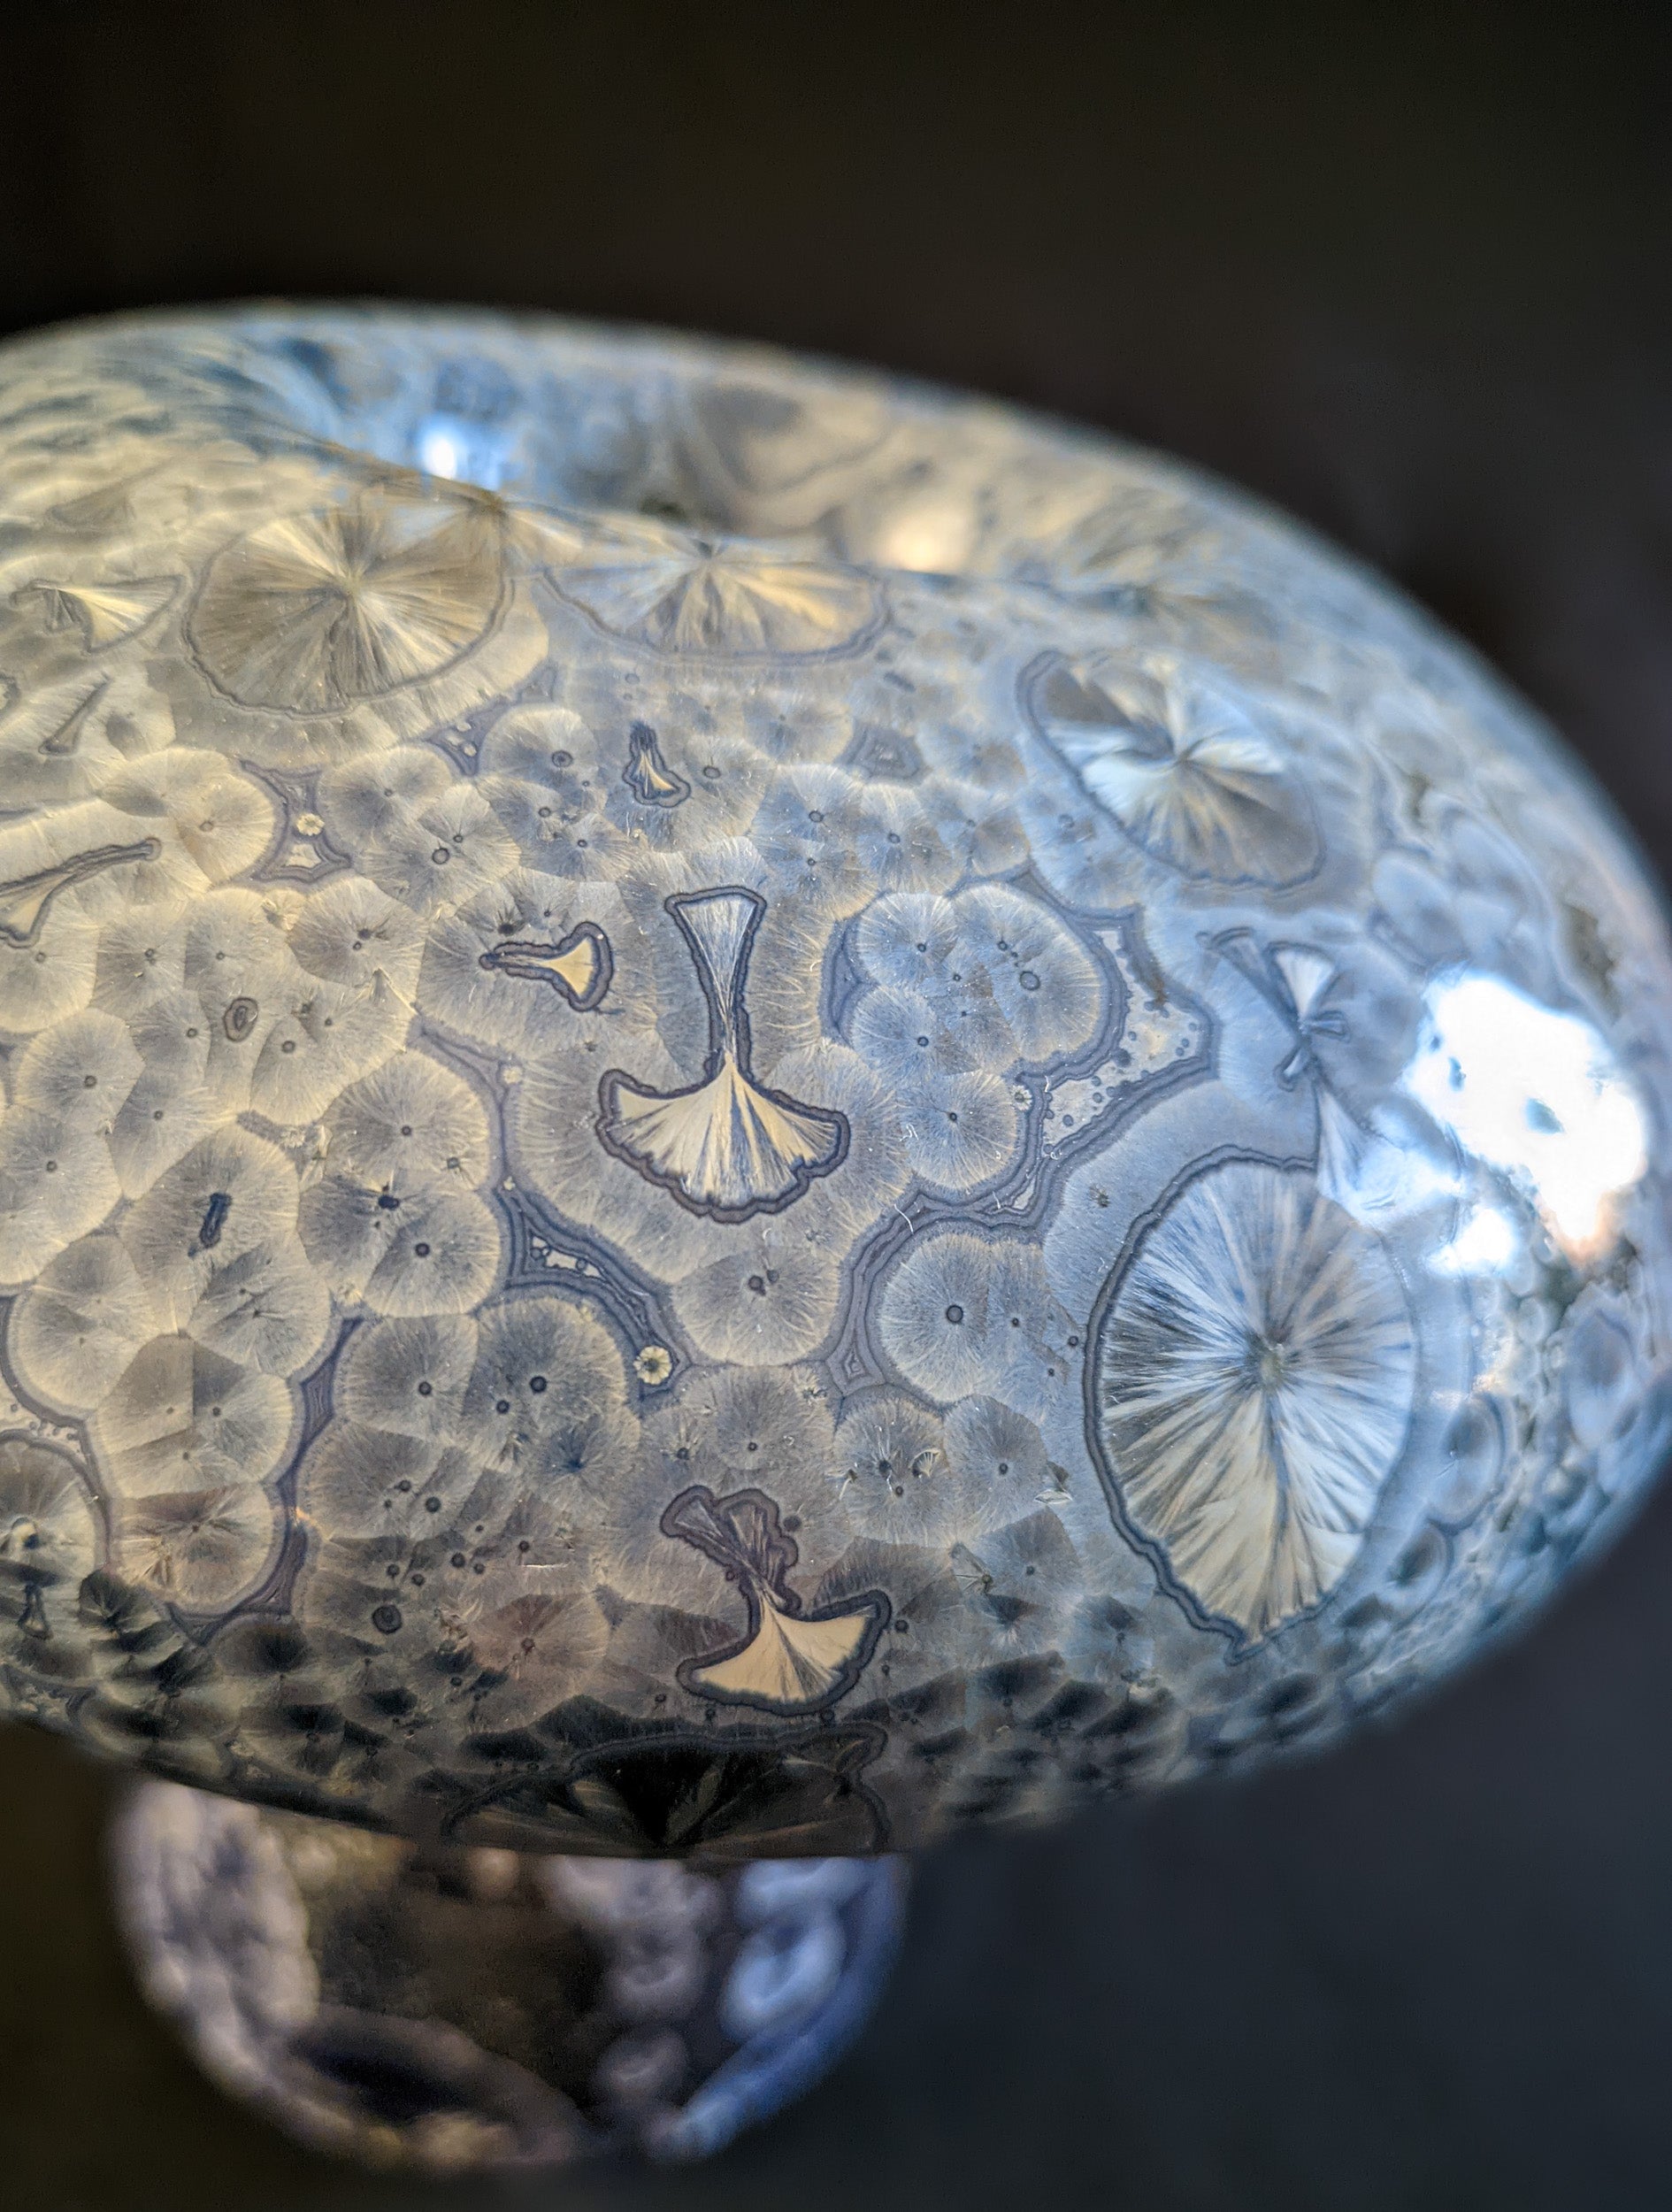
[111,1779,907,2173]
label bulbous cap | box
[0,305,1668,1855]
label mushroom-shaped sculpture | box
[2,306,1670,2169]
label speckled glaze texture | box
[0,305,1668,1855]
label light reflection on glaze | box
[1405,971,1649,1263]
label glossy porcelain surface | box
[0,307,1668,1853]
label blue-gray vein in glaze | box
[0,304,1668,1855]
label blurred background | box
[4,4,1672,2207]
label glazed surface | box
[0,306,1667,1853]
[115,1779,903,2166]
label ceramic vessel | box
[114,1779,903,2170]
[1,303,1668,2162]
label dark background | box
[4,5,1672,2207]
